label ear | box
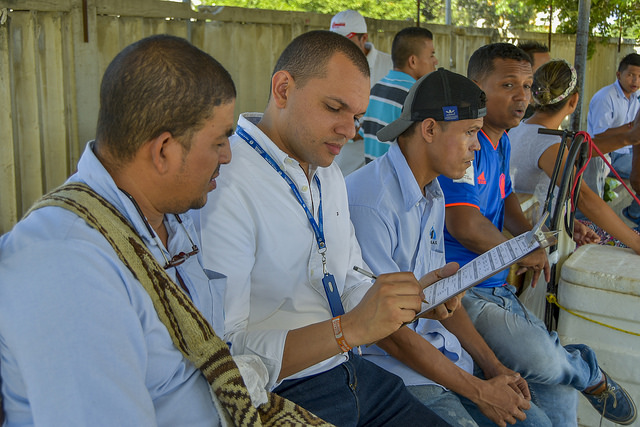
[420,118,437,143]
[616,70,621,81]
[147,131,181,175]
[568,92,580,109]
[271,70,293,109]
[407,54,417,70]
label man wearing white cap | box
[330,9,392,87]
[330,10,393,176]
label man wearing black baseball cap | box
[346,68,552,426]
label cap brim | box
[376,116,414,142]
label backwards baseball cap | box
[330,10,367,39]
[377,68,487,142]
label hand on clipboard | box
[410,212,558,324]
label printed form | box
[416,229,548,318]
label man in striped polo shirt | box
[361,26,438,162]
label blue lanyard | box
[236,125,344,317]
[236,126,326,251]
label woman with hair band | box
[509,59,640,254]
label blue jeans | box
[462,285,602,426]
[610,151,632,179]
[408,384,551,427]
[273,354,451,426]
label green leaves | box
[197,0,640,42]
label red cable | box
[570,131,640,211]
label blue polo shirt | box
[438,129,513,288]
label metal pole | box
[547,2,552,51]
[445,0,452,26]
[417,0,420,26]
[570,0,591,132]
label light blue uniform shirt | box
[0,142,222,426]
[346,143,473,387]
[587,79,640,155]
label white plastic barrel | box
[557,244,640,427]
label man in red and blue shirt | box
[438,43,636,426]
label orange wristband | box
[331,316,352,353]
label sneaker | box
[582,370,637,425]
[622,206,640,226]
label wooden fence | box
[0,0,637,233]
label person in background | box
[439,42,637,427]
[361,26,438,162]
[330,9,392,86]
[330,9,393,175]
[348,68,551,427]
[518,41,550,120]
[510,59,640,253]
[587,53,640,225]
[196,30,454,427]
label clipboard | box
[411,212,558,322]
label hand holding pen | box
[353,264,461,324]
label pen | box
[353,266,429,305]
[353,266,377,280]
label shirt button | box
[302,185,309,192]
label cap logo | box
[443,106,459,121]
[331,22,346,28]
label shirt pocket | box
[203,269,227,336]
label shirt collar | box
[385,69,416,83]
[387,143,427,211]
[73,141,181,249]
[237,113,319,179]
[614,79,640,101]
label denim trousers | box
[462,285,602,426]
[609,151,632,179]
[273,353,451,427]
[408,383,551,427]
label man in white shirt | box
[330,9,393,175]
[587,53,640,224]
[330,9,392,86]
[197,30,454,426]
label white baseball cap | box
[330,10,367,39]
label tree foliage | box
[530,0,640,40]
[198,0,640,41]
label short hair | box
[272,30,369,89]
[391,27,434,69]
[618,53,640,73]
[532,59,579,113]
[467,43,532,82]
[518,41,549,57]
[95,34,235,162]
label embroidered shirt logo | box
[477,171,486,185]
[443,106,459,121]
[430,226,438,245]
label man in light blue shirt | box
[347,68,551,427]
[0,35,235,426]
[362,26,438,161]
[586,53,640,222]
